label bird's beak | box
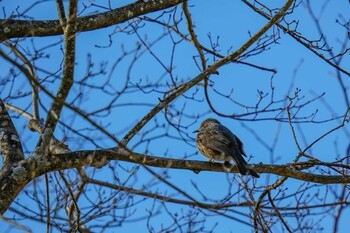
[193,129,199,133]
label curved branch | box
[3,42,40,120]
[204,0,295,117]
[121,0,294,146]
[0,0,184,42]
[242,0,350,77]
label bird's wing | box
[214,124,249,174]
[198,127,231,155]
[198,124,250,175]
[200,124,238,155]
[233,134,247,157]
[217,124,247,156]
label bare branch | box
[40,0,78,152]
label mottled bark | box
[2,146,350,215]
[0,0,184,41]
[0,99,24,167]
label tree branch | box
[39,0,77,152]
[242,0,350,77]
[0,0,184,42]
[0,99,24,168]
[2,146,350,215]
[121,0,295,145]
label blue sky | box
[1,0,350,232]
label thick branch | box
[2,147,350,215]
[40,0,77,151]
[53,150,350,184]
[0,0,184,42]
[0,99,24,167]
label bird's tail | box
[231,151,260,178]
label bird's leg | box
[223,161,234,172]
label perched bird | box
[193,118,259,178]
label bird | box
[193,118,259,178]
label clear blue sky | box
[1,0,350,232]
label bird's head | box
[193,118,220,133]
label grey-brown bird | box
[193,118,259,178]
